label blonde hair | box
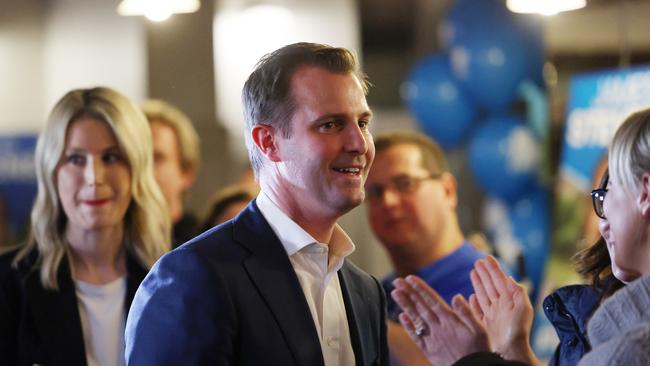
[15,87,171,289]
[141,99,200,173]
[609,109,650,196]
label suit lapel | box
[26,258,87,365]
[234,201,325,366]
[339,262,368,366]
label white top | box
[75,276,127,366]
[257,191,356,366]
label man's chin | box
[332,193,364,214]
[381,238,413,250]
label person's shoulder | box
[146,222,247,285]
[579,322,650,366]
[550,283,601,306]
[175,219,245,257]
[0,246,36,277]
[459,241,489,261]
[0,246,38,294]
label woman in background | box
[540,169,624,366]
[0,87,170,366]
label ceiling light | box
[506,0,586,16]
[117,0,201,22]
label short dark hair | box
[373,130,449,174]
[242,42,369,175]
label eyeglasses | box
[590,170,609,219]
[590,188,608,219]
[366,173,441,202]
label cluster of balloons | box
[402,0,550,301]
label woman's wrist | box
[497,336,540,365]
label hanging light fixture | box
[117,0,201,22]
[506,0,586,16]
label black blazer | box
[125,200,389,365]
[0,248,148,366]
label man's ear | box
[440,172,458,209]
[251,124,281,162]
[639,172,650,216]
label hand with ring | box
[391,275,491,366]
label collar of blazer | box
[25,250,147,366]
[231,199,372,366]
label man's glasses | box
[590,169,609,219]
[366,173,441,202]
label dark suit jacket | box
[0,248,147,366]
[125,200,389,365]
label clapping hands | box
[391,256,542,366]
[391,275,490,366]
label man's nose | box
[344,123,369,154]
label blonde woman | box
[0,87,170,366]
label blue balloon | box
[442,0,544,110]
[402,54,477,150]
[468,115,539,202]
[440,0,510,48]
[450,28,528,111]
[512,14,546,86]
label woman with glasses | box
[534,170,626,366]
[389,108,650,366]
[578,108,650,365]
[0,87,170,366]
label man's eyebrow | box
[314,111,373,121]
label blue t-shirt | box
[382,241,486,321]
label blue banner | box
[560,66,650,190]
[0,134,38,245]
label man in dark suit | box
[125,42,389,365]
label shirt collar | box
[256,191,355,261]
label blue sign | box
[0,134,38,244]
[560,65,650,190]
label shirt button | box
[326,337,338,347]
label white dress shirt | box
[257,191,356,366]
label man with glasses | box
[365,131,487,365]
